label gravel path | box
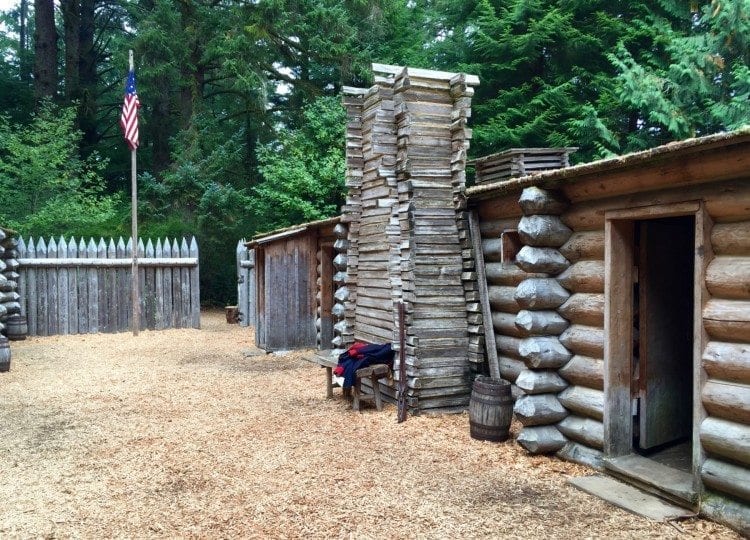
[0,311,740,538]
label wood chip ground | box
[0,311,741,538]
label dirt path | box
[0,311,740,538]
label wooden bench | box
[309,350,391,410]
[311,351,344,399]
[352,364,390,412]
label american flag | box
[120,68,140,150]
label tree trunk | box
[151,96,172,173]
[78,0,98,150]
[60,0,81,101]
[19,0,31,82]
[33,0,57,102]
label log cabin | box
[467,129,750,532]
[243,62,749,532]
[245,216,341,352]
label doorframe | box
[603,200,711,495]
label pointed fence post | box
[171,238,180,328]
[36,238,48,336]
[77,238,88,334]
[87,238,99,333]
[144,238,155,329]
[137,238,145,331]
[47,237,59,335]
[116,237,127,331]
[154,238,164,330]
[179,237,190,328]
[189,236,200,328]
[162,237,173,328]
[57,236,70,335]
[96,238,107,332]
[25,238,37,334]
[67,237,78,335]
[17,237,27,319]
[106,238,118,332]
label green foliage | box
[253,96,346,230]
[197,182,255,305]
[455,0,653,160]
[0,9,33,121]
[611,0,750,139]
[0,102,125,238]
[135,113,258,305]
[1,0,748,305]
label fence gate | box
[236,240,255,327]
[17,236,200,336]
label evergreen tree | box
[611,0,750,142]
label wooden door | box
[255,248,266,349]
[637,216,694,449]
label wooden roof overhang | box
[466,129,750,204]
[245,216,341,249]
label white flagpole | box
[130,49,140,336]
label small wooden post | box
[469,210,501,378]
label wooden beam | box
[371,63,480,86]
[469,210,500,378]
[703,341,750,384]
[561,144,750,202]
[18,257,198,268]
[604,218,634,457]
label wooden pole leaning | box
[129,49,139,336]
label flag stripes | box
[120,70,140,150]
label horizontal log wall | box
[478,198,522,390]
[470,148,750,528]
[552,213,606,467]
[18,236,199,336]
[557,183,750,498]
[700,211,750,506]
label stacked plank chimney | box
[342,64,479,413]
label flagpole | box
[129,49,140,337]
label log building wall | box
[247,220,338,352]
[0,228,21,337]
[468,132,750,531]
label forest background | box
[0,0,748,304]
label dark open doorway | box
[605,204,704,507]
[633,216,695,470]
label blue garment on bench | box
[337,343,394,388]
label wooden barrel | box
[5,315,27,341]
[0,336,10,372]
[469,376,513,442]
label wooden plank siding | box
[251,225,339,352]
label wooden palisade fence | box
[17,236,200,336]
